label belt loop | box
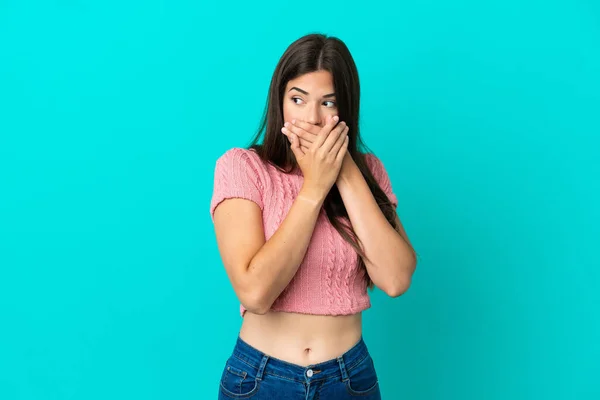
[256,355,269,381]
[337,356,349,382]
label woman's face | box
[282,70,338,128]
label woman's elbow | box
[243,302,271,315]
[381,274,413,298]
[385,284,408,298]
[239,288,272,315]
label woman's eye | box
[291,97,336,107]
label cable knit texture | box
[210,147,398,317]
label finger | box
[330,126,349,155]
[298,136,312,148]
[320,121,347,154]
[284,122,315,144]
[314,115,339,149]
[281,128,292,143]
[335,135,349,163]
[283,129,312,149]
[291,119,321,135]
[281,126,295,138]
[288,133,305,159]
[282,132,291,145]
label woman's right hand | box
[284,115,349,201]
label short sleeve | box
[364,153,398,208]
[210,148,264,220]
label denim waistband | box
[230,336,371,384]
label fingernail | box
[281,127,287,133]
[291,119,296,124]
[284,122,290,128]
[333,115,339,122]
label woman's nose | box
[306,104,322,126]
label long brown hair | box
[247,33,400,288]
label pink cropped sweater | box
[210,147,398,317]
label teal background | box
[1,1,599,399]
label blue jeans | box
[218,336,381,399]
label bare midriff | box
[239,310,362,367]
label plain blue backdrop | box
[1,1,599,399]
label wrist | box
[299,185,327,207]
[336,155,359,186]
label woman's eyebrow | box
[289,86,336,98]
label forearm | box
[337,163,416,296]
[246,186,324,312]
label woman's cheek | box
[282,103,293,123]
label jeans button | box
[306,369,313,378]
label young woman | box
[210,33,417,399]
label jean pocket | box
[219,359,260,398]
[345,355,380,397]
